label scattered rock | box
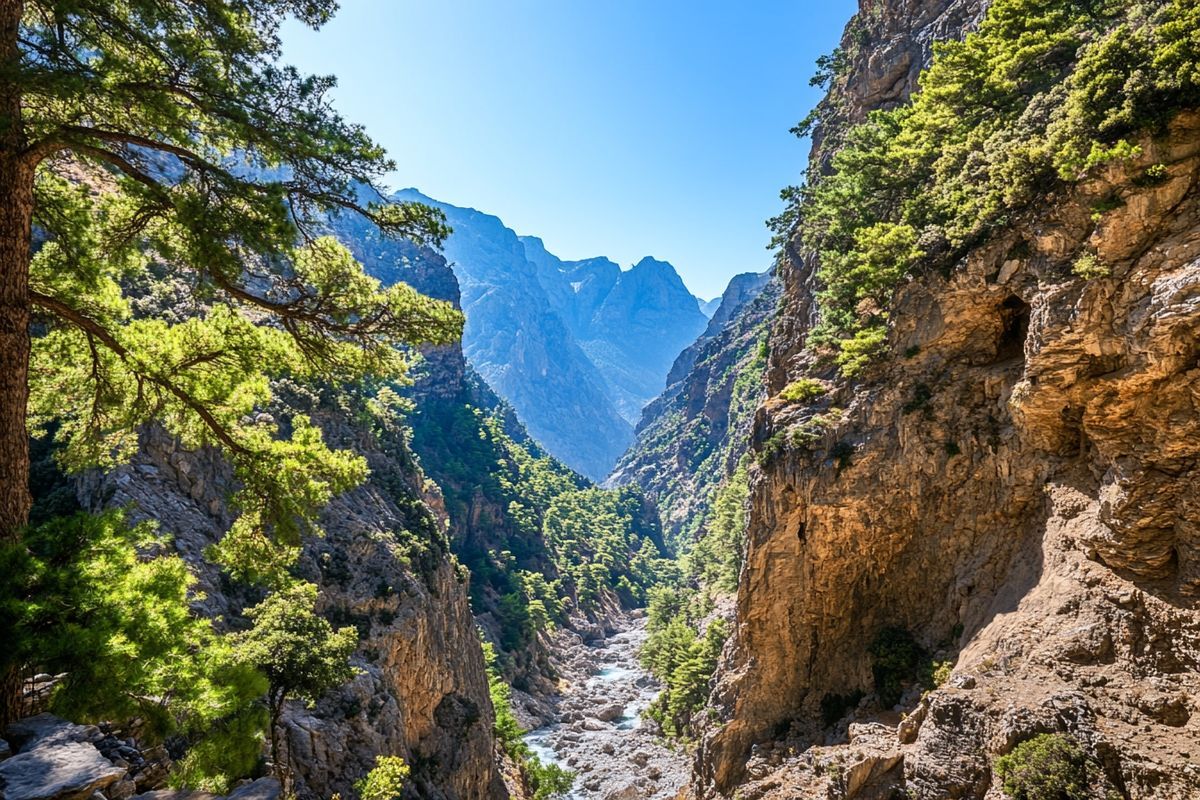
[594,704,624,722]
[0,741,126,800]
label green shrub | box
[1089,194,1126,221]
[1133,163,1170,186]
[923,659,954,689]
[779,378,827,403]
[869,627,924,708]
[355,756,410,800]
[529,760,575,800]
[0,512,267,792]
[995,734,1095,800]
[1073,252,1111,279]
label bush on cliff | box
[995,734,1096,800]
[0,511,267,791]
[775,0,1200,375]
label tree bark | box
[0,0,32,727]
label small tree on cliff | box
[0,0,463,723]
[230,582,358,784]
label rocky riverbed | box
[518,615,689,800]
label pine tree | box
[229,582,357,784]
[0,1,463,723]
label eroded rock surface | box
[693,3,1200,799]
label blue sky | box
[281,1,855,299]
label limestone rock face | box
[75,251,505,799]
[0,742,126,800]
[696,111,1200,800]
[693,3,1200,798]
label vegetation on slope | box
[484,641,575,799]
[773,0,1200,375]
[411,392,676,676]
[638,461,750,739]
[1,0,473,792]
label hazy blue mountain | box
[521,237,709,423]
[699,296,722,318]
[392,189,632,480]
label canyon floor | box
[518,616,689,800]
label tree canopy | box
[0,0,462,727]
[3,0,463,566]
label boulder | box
[0,741,126,800]
[224,778,281,800]
[5,715,100,753]
[594,704,624,723]
[603,786,640,800]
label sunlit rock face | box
[692,1,1200,797]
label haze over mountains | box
[393,189,711,480]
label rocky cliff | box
[72,240,506,800]
[695,1,1200,798]
[391,190,633,481]
[608,274,775,547]
[523,237,710,424]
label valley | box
[520,617,689,800]
[2,2,1199,800]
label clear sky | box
[281,1,856,300]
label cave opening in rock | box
[996,295,1030,362]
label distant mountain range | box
[390,189,710,480]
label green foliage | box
[783,0,1200,374]
[685,461,750,596]
[482,641,574,799]
[16,0,463,583]
[779,378,826,404]
[230,582,358,713]
[229,582,357,775]
[1072,252,1111,279]
[529,760,575,800]
[411,401,673,664]
[639,587,729,740]
[869,627,924,709]
[355,756,410,800]
[1133,163,1170,186]
[0,511,266,791]
[924,659,954,689]
[995,734,1095,800]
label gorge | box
[3,1,1200,800]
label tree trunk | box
[0,0,32,727]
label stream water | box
[521,617,689,800]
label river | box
[521,616,689,800]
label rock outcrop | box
[74,240,506,799]
[609,276,777,545]
[694,2,1200,799]
[0,714,195,800]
